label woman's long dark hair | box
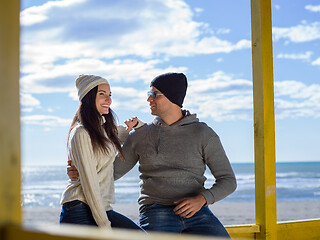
[68,86,124,158]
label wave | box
[21,162,320,207]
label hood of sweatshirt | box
[151,109,199,128]
[150,110,199,153]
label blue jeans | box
[60,200,144,231]
[139,203,230,238]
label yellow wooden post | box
[0,0,21,230]
[4,0,319,240]
[251,0,277,239]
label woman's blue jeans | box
[60,200,144,231]
[139,203,230,238]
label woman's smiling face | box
[95,84,112,115]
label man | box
[69,72,236,237]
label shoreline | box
[23,200,320,226]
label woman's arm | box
[117,117,145,144]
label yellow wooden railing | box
[1,0,319,239]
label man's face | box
[147,87,172,116]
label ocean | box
[21,162,320,208]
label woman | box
[60,75,144,230]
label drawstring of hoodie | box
[157,123,161,154]
[153,111,193,154]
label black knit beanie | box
[150,72,188,108]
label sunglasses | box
[147,91,164,99]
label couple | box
[60,73,237,238]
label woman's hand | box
[124,116,138,132]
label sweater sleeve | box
[113,132,139,181]
[117,125,128,144]
[69,128,111,229]
[201,134,237,205]
[117,120,145,144]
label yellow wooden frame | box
[1,0,319,239]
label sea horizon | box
[21,160,320,167]
[21,161,320,208]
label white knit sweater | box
[60,120,142,228]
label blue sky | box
[20,0,320,166]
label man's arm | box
[201,134,237,205]
[67,136,139,181]
[113,132,139,181]
[173,132,236,218]
[67,160,79,180]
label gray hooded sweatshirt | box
[114,110,237,207]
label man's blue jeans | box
[60,200,144,231]
[139,203,230,238]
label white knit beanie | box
[76,75,109,101]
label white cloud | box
[20,1,320,122]
[273,22,320,43]
[275,81,315,99]
[21,115,72,127]
[20,93,41,106]
[184,71,253,121]
[274,81,320,119]
[21,0,248,56]
[68,90,78,101]
[277,51,313,61]
[44,71,255,122]
[111,71,253,122]
[21,0,250,59]
[20,0,85,26]
[180,72,320,121]
[20,0,250,96]
[194,8,204,13]
[305,5,320,12]
[111,86,149,112]
[21,71,320,126]
[216,28,231,34]
[311,57,320,66]
[114,72,320,122]
[21,58,187,94]
[110,76,320,121]
[21,108,34,113]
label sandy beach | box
[23,201,320,226]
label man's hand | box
[173,194,207,218]
[67,160,79,181]
[124,117,138,132]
